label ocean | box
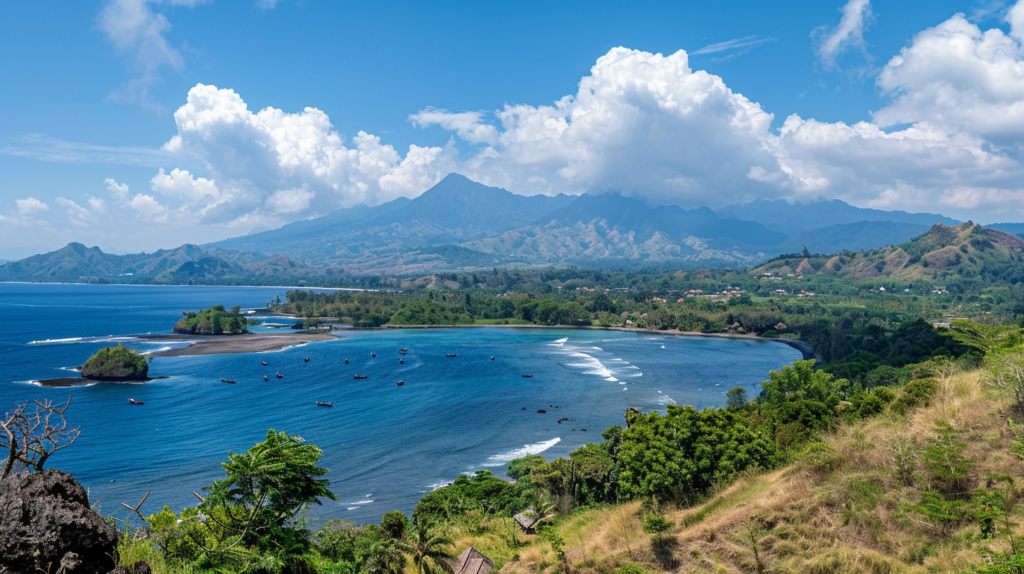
[0,283,801,525]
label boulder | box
[0,470,117,574]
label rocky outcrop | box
[0,470,117,574]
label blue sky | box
[1,0,1021,258]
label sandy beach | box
[141,332,337,356]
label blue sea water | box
[0,283,801,525]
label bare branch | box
[122,489,153,523]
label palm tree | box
[399,521,456,574]
[366,538,406,574]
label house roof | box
[513,507,539,529]
[451,547,494,574]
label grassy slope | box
[447,364,1022,574]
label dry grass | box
[461,361,1024,573]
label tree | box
[199,429,337,551]
[398,521,455,574]
[726,386,748,410]
[381,510,408,540]
[643,513,672,545]
[0,397,80,480]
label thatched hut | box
[450,547,494,574]
[513,507,540,534]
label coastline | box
[34,375,170,388]
[141,332,338,356]
[379,323,819,361]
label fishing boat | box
[345,358,349,364]
[399,348,408,354]
[263,375,269,381]
[276,372,284,379]
[316,401,333,407]
[522,374,534,378]
[128,398,144,405]
[397,381,404,386]
[262,361,267,366]
[446,353,457,358]
[491,356,495,360]
[371,352,376,358]
[399,358,404,364]
[304,357,310,362]
[220,378,237,384]
[354,374,368,379]
[537,409,547,414]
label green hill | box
[755,222,1024,283]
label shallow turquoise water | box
[0,283,801,524]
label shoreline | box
[34,375,171,388]
[141,332,338,357]
[379,323,819,361]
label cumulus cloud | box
[130,193,166,218]
[816,0,874,68]
[431,47,782,205]
[105,178,131,203]
[873,10,1024,146]
[151,167,219,201]
[15,198,49,215]
[161,83,457,226]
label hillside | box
[717,197,959,233]
[755,222,1024,282]
[0,242,312,284]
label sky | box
[2,0,1024,259]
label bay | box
[0,283,801,525]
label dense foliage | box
[80,344,149,380]
[173,305,250,335]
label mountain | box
[755,222,1024,281]
[776,221,931,255]
[717,198,960,233]
[990,223,1024,238]
[0,242,311,284]
[207,175,796,272]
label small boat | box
[304,357,310,362]
[316,401,333,407]
[446,353,457,358]
[276,372,284,379]
[128,398,144,405]
[262,361,267,366]
[371,352,376,358]
[522,374,533,378]
[399,358,404,364]
[537,409,547,414]
[354,374,368,380]
[345,358,349,364]
[263,375,269,381]
[397,381,404,386]
[220,378,237,384]
[491,356,495,361]
[399,348,408,354]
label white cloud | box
[816,0,874,68]
[265,187,314,214]
[162,83,458,225]
[97,0,208,107]
[105,178,131,203]
[15,197,49,215]
[88,197,108,214]
[409,108,500,145]
[130,193,165,218]
[418,47,781,205]
[56,198,99,228]
[873,10,1024,145]
[151,167,219,201]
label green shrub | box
[80,344,148,380]
[891,378,938,415]
[173,304,249,335]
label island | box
[174,305,251,335]
[80,344,149,380]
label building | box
[450,548,494,574]
[513,507,541,534]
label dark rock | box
[108,561,151,574]
[0,470,117,574]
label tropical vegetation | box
[80,344,149,380]
[174,304,251,335]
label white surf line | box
[480,437,561,468]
